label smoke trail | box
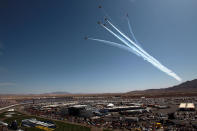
[106,20,182,82]
[100,24,157,63]
[88,37,140,56]
[100,23,182,82]
[99,6,123,36]
[108,20,182,81]
[100,24,162,63]
[107,20,165,66]
[126,17,142,48]
[100,24,144,56]
[107,20,152,56]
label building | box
[106,106,144,112]
[179,103,195,111]
[68,105,93,117]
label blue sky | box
[0,0,197,94]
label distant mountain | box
[44,91,70,95]
[127,79,197,94]
[166,79,197,91]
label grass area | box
[55,121,90,131]
[0,111,90,131]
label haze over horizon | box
[0,0,197,94]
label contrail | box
[125,18,164,66]
[106,20,171,67]
[100,22,182,82]
[100,24,155,61]
[88,37,140,56]
[100,24,133,49]
[106,19,160,64]
[100,24,145,57]
[100,24,163,63]
[126,17,142,48]
[107,20,182,81]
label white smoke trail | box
[101,24,153,62]
[106,20,182,81]
[126,17,142,48]
[107,20,170,66]
[100,23,182,82]
[100,25,164,64]
[125,18,163,66]
[88,37,140,56]
[100,25,144,57]
[100,24,132,49]
[106,20,160,65]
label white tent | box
[107,103,114,107]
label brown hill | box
[127,79,197,96]
[166,79,197,91]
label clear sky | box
[0,0,197,94]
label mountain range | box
[126,79,197,96]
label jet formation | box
[84,6,181,82]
